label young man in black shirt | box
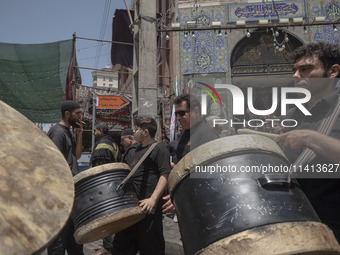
[276,42,340,242]
[111,117,171,255]
[47,100,84,255]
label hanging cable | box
[94,0,111,68]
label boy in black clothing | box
[111,117,171,255]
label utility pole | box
[91,93,96,151]
[132,0,158,118]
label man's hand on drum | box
[162,194,176,213]
[139,197,156,214]
[276,129,315,150]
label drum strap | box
[116,142,158,191]
[289,94,340,178]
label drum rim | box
[168,134,288,194]
[73,162,130,183]
[198,221,340,255]
[74,206,145,244]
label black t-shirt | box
[123,142,171,201]
[176,119,219,162]
[167,140,179,163]
[283,88,340,238]
[121,142,139,163]
[47,123,79,176]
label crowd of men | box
[47,42,340,255]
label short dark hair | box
[174,94,201,111]
[134,116,157,138]
[121,128,134,136]
[61,100,80,117]
[292,42,340,78]
[95,123,109,134]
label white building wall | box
[92,68,118,90]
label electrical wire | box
[94,0,110,68]
[94,0,111,68]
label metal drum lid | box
[168,134,287,195]
[73,162,130,184]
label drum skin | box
[168,135,340,255]
[200,221,340,255]
[73,163,145,244]
[0,100,74,255]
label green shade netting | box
[0,39,79,123]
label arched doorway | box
[230,28,303,113]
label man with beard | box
[47,100,84,254]
[276,42,340,242]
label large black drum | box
[168,135,340,255]
[73,163,145,244]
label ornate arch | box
[230,28,303,112]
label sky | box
[0,0,132,86]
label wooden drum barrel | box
[73,163,145,244]
[168,135,340,255]
[0,101,74,255]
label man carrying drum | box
[276,42,340,242]
[111,116,171,255]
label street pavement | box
[40,214,184,255]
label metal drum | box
[73,163,145,244]
[0,101,74,255]
[168,135,340,255]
